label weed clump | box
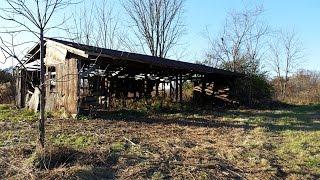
[0,105,38,122]
[50,133,96,149]
[27,146,79,170]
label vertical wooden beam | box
[144,74,148,98]
[105,77,109,110]
[108,77,112,111]
[179,74,183,103]
[134,80,137,99]
[45,66,50,98]
[16,70,26,108]
[163,81,166,99]
[175,75,178,102]
[169,78,173,100]
[201,75,206,104]
[15,70,21,108]
[77,60,82,115]
[156,80,159,97]
[21,70,26,108]
[122,78,127,108]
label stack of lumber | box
[193,84,232,103]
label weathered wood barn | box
[15,38,241,116]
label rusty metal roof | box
[46,38,242,77]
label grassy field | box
[0,104,319,179]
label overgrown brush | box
[0,70,15,104]
[0,104,38,122]
[272,69,320,105]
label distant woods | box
[202,5,316,105]
[272,70,320,104]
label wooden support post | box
[122,78,127,108]
[156,80,159,97]
[201,76,206,104]
[21,70,27,108]
[77,61,82,115]
[175,75,178,102]
[163,82,166,99]
[169,78,173,100]
[144,74,148,98]
[101,76,106,94]
[106,77,110,111]
[179,74,183,103]
[108,78,112,111]
[134,86,137,99]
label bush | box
[0,69,15,104]
[272,70,320,104]
[0,69,14,84]
[231,74,273,106]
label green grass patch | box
[50,133,96,149]
[277,130,320,174]
[110,142,126,153]
[0,105,38,122]
[0,104,10,110]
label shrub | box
[272,69,320,104]
[0,69,15,104]
[231,74,273,106]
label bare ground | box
[0,104,319,179]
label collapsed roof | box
[18,38,243,78]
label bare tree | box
[0,32,34,68]
[0,0,74,148]
[96,0,120,49]
[205,5,269,74]
[269,30,304,98]
[66,0,120,49]
[66,2,96,45]
[123,0,186,58]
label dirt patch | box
[1,105,320,179]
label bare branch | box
[123,0,186,58]
[0,0,76,149]
[204,5,269,74]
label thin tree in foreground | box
[123,0,186,58]
[0,0,74,148]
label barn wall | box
[44,46,79,115]
[57,58,78,114]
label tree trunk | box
[39,29,45,148]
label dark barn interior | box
[15,38,242,116]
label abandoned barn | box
[14,38,242,116]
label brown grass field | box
[0,104,319,179]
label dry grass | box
[0,104,319,179]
